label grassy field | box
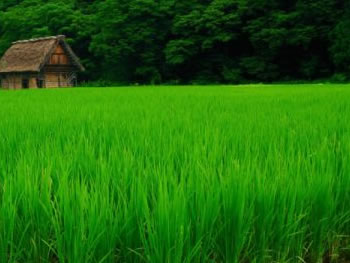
[0,84,349,263]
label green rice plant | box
[0,84,349,262]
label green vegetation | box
[0,0,350,84]
[0,84,349,262]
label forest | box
[0,0,349,84]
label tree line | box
[0,0,349,84]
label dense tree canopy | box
[0,0,349,84]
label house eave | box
[0,71,40,74]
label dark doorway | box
[22,79,29,89]
[36,78,44,88]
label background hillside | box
[0,0,349,84]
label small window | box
[36,78,44,88]
[22,79,29,89]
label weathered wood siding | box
[29,77,37,88]
[45,73,59,88]
[58,73,72,87]
[44,72,73,88]
[49,45,70,65]
[1,74,38,89]
[1,75,21,89]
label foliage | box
[0,0,350,84]
[0,0,349,83]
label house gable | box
[48,44,71,65]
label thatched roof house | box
[0,35,84,89]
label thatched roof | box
[0,35,84,73]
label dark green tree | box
[0,0,348,84]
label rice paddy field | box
[0,84,350,263]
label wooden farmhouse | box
[0,35,84,89]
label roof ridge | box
[12,35,65,44]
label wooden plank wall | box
[49,45,70,65]
[45,73,72,88]
[1,74,38,89]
